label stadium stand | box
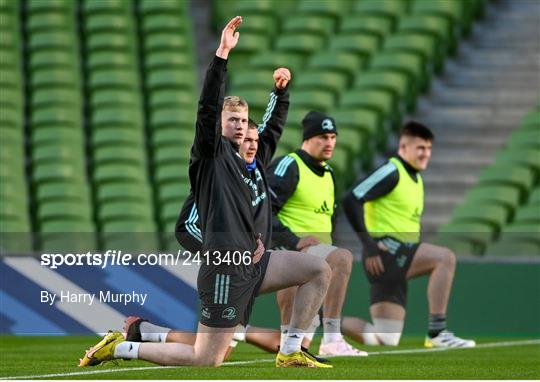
[437,105,540,256]
[4,0,535,258]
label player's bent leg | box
[276,287,296,326]
[406,243,456,315]
[322,248,353,319]
[341,316,381,345]
[259,250,331,328]
[370,302,406,346]
[139,323,235,366]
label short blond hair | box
[223,96,249,112]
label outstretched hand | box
[216,16,242,59]
[273,67,291,89]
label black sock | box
[428,314,446,338]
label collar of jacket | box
[295,149,330,177]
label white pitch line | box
[2,339,539,380]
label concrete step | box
[426,86,539,107]
[456,51,539,68]
[414,105,528,125]
[427,148,498,166]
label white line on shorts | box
[2,339,538,380]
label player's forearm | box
[342,193,379,256]
[258,86,290,163]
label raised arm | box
[192,16,243,158]
[256,68,291,166]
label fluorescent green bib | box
[365,157,423,243]
[277,153,334,244]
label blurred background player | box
[340,121,476,348]
[268,111,367,356]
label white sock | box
[113,341,140,359]
[305,315,320,342]
[279,324,289,351]
[282,327,304,355]
[140,321,170,343]
[233,324,248,342]
[322,318,342,344]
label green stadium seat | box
[0,50,20,69]
[292,89,335,114]
[27,13,74,33]
[278,126,303,149]
[353,0,409,29]
[31,108,81,127]
[297,0,349,24]
[514,207,540,224]
[150,109,194,130]
[451,202,510,232]
[85,14,133,35]
[144,52,194,72]
[139,0,187,16]
[155,163,189,185]
[294,71,348,100]
[235,0,277,18]
[354,70,413,112]
[89,69,139,92]
[235,14,277,37]
[0,87,23,111]
[437,221,494,255]
[462,184,521,218]
[144,33,189,53]
[230,70,275,92]
[328,34,380,63]
[384,33,443,74]
[99,202,154,222]
[32,145,85,167]
[91,107,143,129]
[340,89,399,134]
[154,146,191,166]
[97,182,152,205]
[227,33,272,72]
[94,146,146,167]
[158,181,191,206]
[101,220,157,234]
[29,50,78,71]
[87,32,134,53]
[28,31,77,52]
[371,51,428,95]
[151,128,194,150]
[478,164,535,202]
[398,15,454,56]
[32,89,80,110]
[249,51,306,75]
[93,163,147,185]
[0,0,19,12]
[31,68,79,90]
[495,148,540,183]
[160,201,184,224]
[146,69,195,92]
[275,33,326,57]
[92,127,144,148]
[340,15,395,45]
[36,182,90,204]
[91,89,141,110]
[308,52,365,83]
[507,129,540,150]
[411,0,466,34]
[38,200,92,223]
[141,14,190,35]
[27,0,74,14]
[33,162,86,185]
[82,0,131,16]
[520,111,539,128]
[485,241,540,257]
[282,15,336,39]
[0,106,23,128]
[499,223,540,246]
[32,126,83,147]
[149,89,196,111]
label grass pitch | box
[0,336,539,379]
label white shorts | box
[305,244,337,259]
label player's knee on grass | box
[372,318,404,346]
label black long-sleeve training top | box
[178,56,289,252]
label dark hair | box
[400,121,434,141]
[248,118,258,129]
